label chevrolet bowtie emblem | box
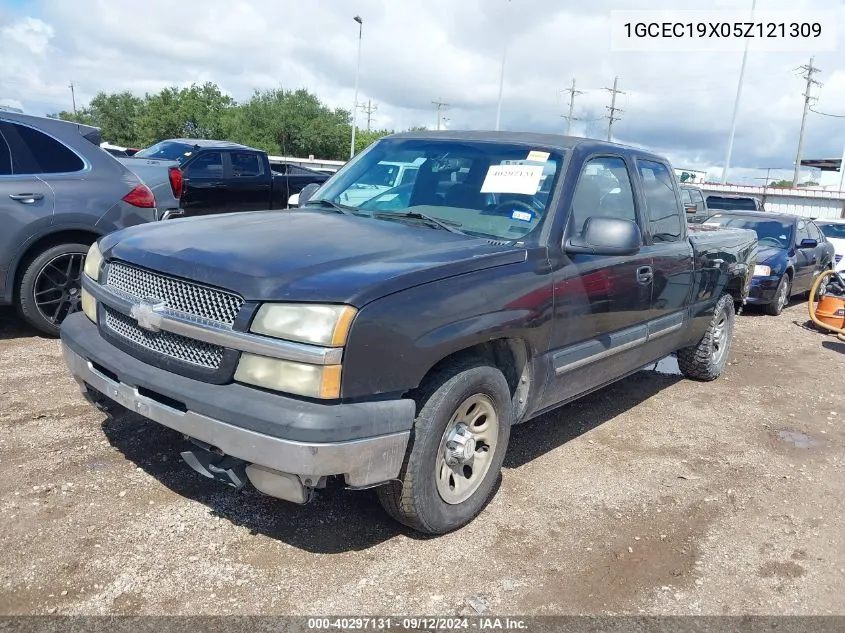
[130,299,166,332]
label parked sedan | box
[703,211,835,315]
[0,111,181,335]
[814,218,845,272]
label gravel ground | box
[0,300,843,616]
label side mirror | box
[298,183,321,207]
[799,238,818,249]
[286,192,300,208]
[565,216,642,256]
[684,203,697,214]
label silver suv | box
[0,111,182,335]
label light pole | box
[494,0,512,131]
[350,15,363,159]
[722,0,756,184]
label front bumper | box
[60,313,414,488]
[746,274,781,304]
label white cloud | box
[1,0,844,182]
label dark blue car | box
[703,210,835,315]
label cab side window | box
[807,221,823,243]
[568,156,637,238]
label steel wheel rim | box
[777,277,790,310]
[711,313,729,364]
[435,393,499,505]
[33,252,85,325]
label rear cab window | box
[637,159,683,242]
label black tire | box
[17,242,90,336]
[677,293,734,382]
[376,358,512,534]
[764,273,791,316]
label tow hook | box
[180,438,247,489]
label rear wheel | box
[764,273,791,316]
[377,359,512,534]
[17,243,89,336]
[677,293,734,381]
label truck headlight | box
[83,242,103,281]
[81,288,97,323]
[234,354,341,399]
[753,265,771,277]
[250,303,357,346]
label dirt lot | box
[0,300,843,616]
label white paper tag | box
[480,164,544,195]
[526,150,550,163]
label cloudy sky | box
[1,0,844,184]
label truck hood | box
[99,210,526,305]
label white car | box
[814,218,845,272]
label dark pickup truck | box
[60,131,757,535]
[123,139,330,215]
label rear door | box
[634,158,695,363]
[0,121,56,295]
[226,150,271,211]
[806,220,833,279]
[181,150,228,215]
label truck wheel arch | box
[409,337,533,423]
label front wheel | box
[377,359,512,534]
[677,293,735,382]
[764,274,791,316]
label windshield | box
[306,138,563,241]
[133,140,195,163]
[816,222,845,239]
[703,214,793,248]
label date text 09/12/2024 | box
[307,617,529,630]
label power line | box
[603,76,624,141]
[560,78,584,136]
[809,106,845,118]
[432,98,449,130]
[792,56,822,184]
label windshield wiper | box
[373,211,465,234]
[303,199,356,215]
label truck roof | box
[385,130,668,162]
[165,138,255,150]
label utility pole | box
[432,99,449,130]
[357,99,378,132]
[603,76,624,141]
[68,82,77,115]
[561,78,583,136]
[792,56,822,186]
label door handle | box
[9,193,44,204]
[636,265,653,285]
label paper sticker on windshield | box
[525,150,550,163]
[511,210,533,222]
[480,164,544,195]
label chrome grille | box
[106,262,243,326]
[104,306,225,369]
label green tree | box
[228,88,351,159]
[354,128,391,154]
[135,82,235,146]
[770,179,793,188]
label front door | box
[793,218,816,292]
[227,151,271,211]
[542,154,653,408]
[181,151,228,216]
